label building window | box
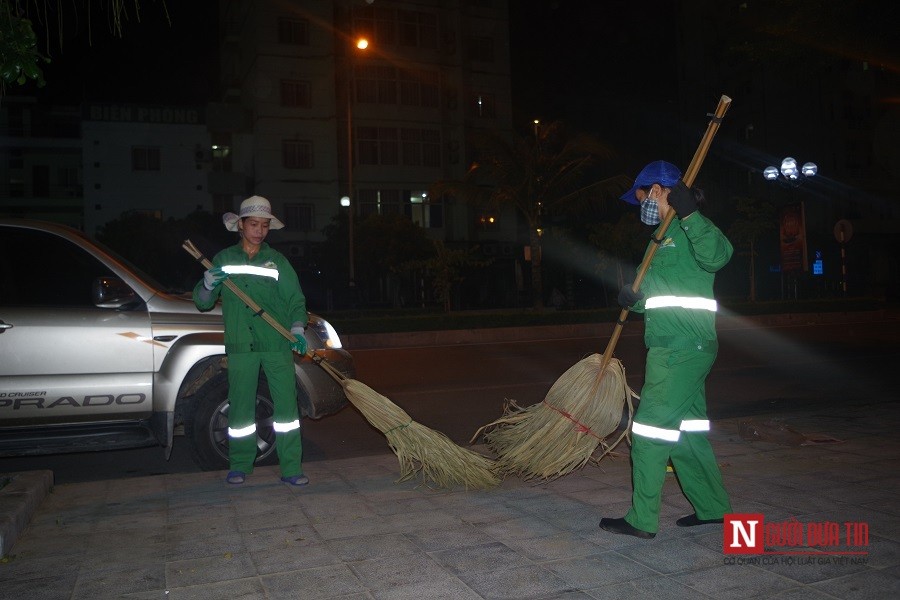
[9,176,25,197]
[356,65,398,105]
[132,146,161,171]
[468,36,494,63]
[8,148,24,169]
[357,127,398,165]
[358,188,402,217]
[354,5,397,47]
[278,18,309,45]
[212,132,232,172]
[406,190,443,228]
[471,93,496,118]
[284,203,314,231]
[6,106,25,137]
[398,10,437,49]
[213,195,233,215]
[467,36,494,62]
[282,140,314,169]
[422,129,441,167]
[281,80,311,108]
[400,128,441,168]
[57,166,80,187]
[399,69,439,108]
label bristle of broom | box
[342,379,500,489]
[477,353,634,481]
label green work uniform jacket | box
[629,213,733,353]
[193,242,307,354]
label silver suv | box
[0,219,353,470]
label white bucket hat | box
[223,196,285,231]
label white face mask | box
[640,193,661,226]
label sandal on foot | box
[280,474,309,486]
[226,471,246,485]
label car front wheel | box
[185,372,285,471]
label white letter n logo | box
[723,513,764,554]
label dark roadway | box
[2,315,895,484]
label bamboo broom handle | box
[599,94,732,373]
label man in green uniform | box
[193,196,310,486]
[600,161,733,539]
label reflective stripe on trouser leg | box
[670,430,731,519]
[226,352,264,473]
[260,350,303,478]
[625,347,718,533]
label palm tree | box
[432,120,625,309]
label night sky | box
[26,1,659,133]
[18,0,900,173]
[29,1,218,105]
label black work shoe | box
[676,513,724,527]
[599,517,656,539]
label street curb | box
[342,308,894,350]
[0,470,53,559]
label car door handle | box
[0,320,12,333]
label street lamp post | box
[346,37,369,290]
[763,157,817,299]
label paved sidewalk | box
[2,401,898,599]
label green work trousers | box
[227,350,303,477]
[625,346,731,533]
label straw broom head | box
[342,379,500,490]
[476,353,634,481]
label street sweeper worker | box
[193,196,311,487]
[600,160,733,539]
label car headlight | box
[308,317,343,349]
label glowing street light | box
[763,157,817,184]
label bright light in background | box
[781,157,799,179]
[763,157,817,184]
[356,38,369,50]
[340,196,350,207]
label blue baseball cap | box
[619,160,682,205]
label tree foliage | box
[728,195,776,302]
[587,212,648,300]
[701,0,900,69]
[0,0,169,96]
[431,120,627,309]
[95,210,229,292]
[320,212,434,307]
[400,240,493,314]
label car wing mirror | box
[93,276,140,309]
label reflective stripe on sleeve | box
[229,423,257,438]
[680,419,710,432]
[645,296,717,312]
[221,265,280,280]
[632,421,681,442]
[273,419,301,433]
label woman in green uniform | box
[600,161,733,539]
[193,196,310,486]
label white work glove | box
[203,267,228,290]
[290,323,307,354]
